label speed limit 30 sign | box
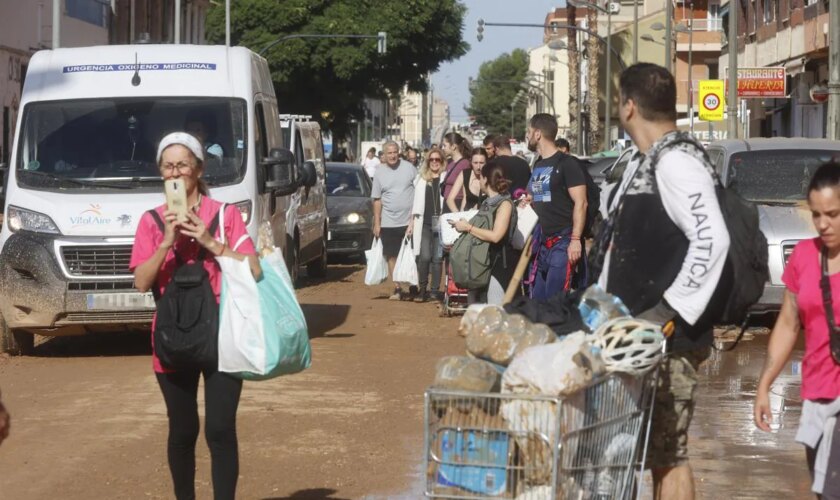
[698,80,725,122]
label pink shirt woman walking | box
[755,162,840,498]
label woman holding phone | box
[131,132,259,500]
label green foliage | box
[205,0,468,140]
[466,49,530,139]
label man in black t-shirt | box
[492,135,532,198]
[525,114,588,300]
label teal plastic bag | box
[218,249,311,380]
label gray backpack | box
[450,196,515,290]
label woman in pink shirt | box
[130,132,258,500]
[754,162,840,497]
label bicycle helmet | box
[594,318,665,375]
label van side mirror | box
[300,160,317,188]
[263,148,297,195]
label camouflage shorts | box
[645,347,710,470]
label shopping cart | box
[424,368,659,499]
[441,264,469,317]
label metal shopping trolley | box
[423,368,660,499]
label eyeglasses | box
[160,161,196,174]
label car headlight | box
[232,200,252,225]
[7,205,61,234]
[339,212,365,224]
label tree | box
[205,0,468,140]
[586,7,602,152]
[466,49,530,139]
[566,6,580,154]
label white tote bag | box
[512,204,539,250]
[393,237,419,286]
[364,237,389,285]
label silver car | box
[707,138,840,311]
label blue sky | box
[432,0,563,121]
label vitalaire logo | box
[71,204,112,227]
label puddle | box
[691,330,812,498]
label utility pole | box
[727,0,739,139]
[52,0,60,49]
[633,0,639,63]
[175,0,181,44]
[605,4,613,149]
[665,0,672,72]
[688,3,694,135]
[828,1,840,140]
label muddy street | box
[0,265,816,499]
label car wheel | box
[307,235,328,279]
[0,314,34,356]
[286,235,300,286]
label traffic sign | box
[698,80,725,122]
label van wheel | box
[0,315,34,356]
[286,236,300,286]
[307,236,328,279]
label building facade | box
[720,0,831,138]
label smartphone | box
[164,178,188,222]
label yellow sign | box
[698,80,725,122]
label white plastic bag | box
[502,332,597,397]
[439,210,478,246]
[512,204,539,250]
[364,237,388,285]
[392,237,418,286]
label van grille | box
[61,245,133,277]
[782,242,797,268]
[56,311,154,325]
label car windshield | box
[728,150,840,203]
[15,97,246,191]
[326,169,367,197]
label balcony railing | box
[679,18,724,32]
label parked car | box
[326,162,373,259]
[707,138,840,312]
[595,147,637,221]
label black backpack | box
[649,136,769,331]
[148,209,222,370]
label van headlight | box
[7,206,61,234]
[338,213,365,224]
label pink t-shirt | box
[443,158,470,203]
[129,197,256,373]
[782,237,840,401]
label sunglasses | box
[429,158,443,163]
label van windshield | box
[15,97,246,191]
[728,150,840,203]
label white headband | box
[157,132,205,164]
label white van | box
[0,44,327,354]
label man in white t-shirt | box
[361,147,380,179]
[592,63,730,500]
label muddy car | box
[325,162,373,259]
[707,138,840,311]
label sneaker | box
[430,291,444,302]
[388,288,403,301]
[414,291,429,303]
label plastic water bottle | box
[578,285,631,331]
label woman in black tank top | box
[447,148,487,211]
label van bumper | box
[750,283,785,314]
[0,232,153,335]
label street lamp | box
[469,77,557,117]
[568,0,616,149]
[259,32,388,56]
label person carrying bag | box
[131,132,261,500]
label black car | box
[326,162,374,258]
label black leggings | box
[156,369,243,500]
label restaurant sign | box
[725,67,787,98]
